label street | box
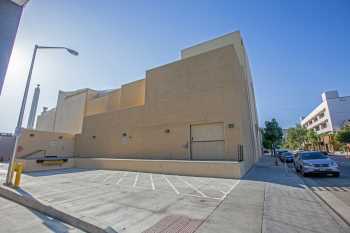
[300,155,350,225]
[304,155,350,204]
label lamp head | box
[66,48,79,56]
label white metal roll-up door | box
[191,123,225,160]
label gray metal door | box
[191,123,225,160]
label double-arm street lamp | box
[5,45,79,185]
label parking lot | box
[16,169,239,233]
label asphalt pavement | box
[1,156,349,233]
[301,154,350,225]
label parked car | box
[294,151,340,177]
[293,149,304,155]
[277,149,288,156]
[278,152,294,163]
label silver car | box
[294,151,340,177]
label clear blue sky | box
[1,0,349,132]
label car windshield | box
[283,152,293,157]
[301,152,328,160]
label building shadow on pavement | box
[25,168,94,177]
[241,155,307,189]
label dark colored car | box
[278,152,294,163]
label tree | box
[335,126,350,156]
[262,118,283,150]
[284,124,308,150]
[306,129,321,151]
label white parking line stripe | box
[133,173,139,188]
[150,174,155,190]
[178,177,208,198]
[222,180,240,199]
[102,174,115,183]
[184,194,222,200]
[163,175,180,195]
[219,190,227,195]
[116,172,128,185]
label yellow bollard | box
[14,163,23,188]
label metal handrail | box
[20,149,46,159]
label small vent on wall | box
[92,135,96,139]
[58,136,63,139]
[164,129,170,133]
[29,133,35,137]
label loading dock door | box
[191,123,225,160]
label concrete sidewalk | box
[0,196,82,233]
[195,156,350,233]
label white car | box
[294,151,340,177]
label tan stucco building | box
[19,31,261,178]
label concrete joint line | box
[260,183,267,233]
[0,186,109,233]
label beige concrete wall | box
[0,134,15,161]
[76,45,247,161]
[36,108,56,132]
[85,89,123,116]
[16,129,75,158]
[16,158,75,172]
[74,158,242,178]
[106,89,121,111]
[53,90,88,134]
[120,79,145,109]
[86,95,109,117]
[182,31,261,166]
[33,32,260,177]
[181,31,245,66]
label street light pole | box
[5,45,78,185]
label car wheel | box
[295,164,300,172]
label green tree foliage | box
[306,129,321,150]
[284,125,307,150]
[262,118,283,149]
[335,126,350,144]
[335,126,350,154]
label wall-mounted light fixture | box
[164,129,170,133]
[29,133,35,137]
[228,123,235,128]
[92,136,96,139]
[122,132,127,137]
[58,136,63,139]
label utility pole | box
[27,84,40,129]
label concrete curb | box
[0,185,108,233]
[302,178,350,227]
[311,189,350,227]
